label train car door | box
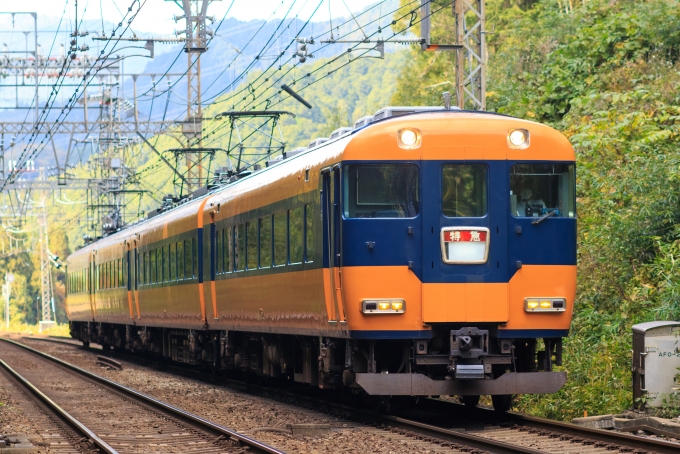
[125,241,134,319]
[421,157,509,323]
[132,239,140,318]
[89,251,97,319]
[322,166,346,323]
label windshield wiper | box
[532,210,557,225]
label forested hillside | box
[393,0,680,418]
[4,0,679,420]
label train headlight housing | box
[508,129,530,149]
[524,298,566,312]
[397,128,421,149]
[362,299,405,314]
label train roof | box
[68,109,573,263]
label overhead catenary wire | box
[196,0,446,154]
[180,0,400,150]
[1,0,148,192]
[191,0,425,149]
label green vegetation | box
[6,0,680,421]
[392,0,680,419]
[0,229,70,327]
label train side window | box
[216,229,223,274]
[177,242,184,280]
[192,237,198,279]
[170,243,177,281]
[226,227,233,273]
[235,224,245,271]
[273,212,287,266]
[143,252,148,285]
[163,246,169,283]
[184,240,191,279]
[150,249,157,284]
[305,204,314,262]
[246,221,258,270]
[344,164,420,218]
[289,207,303,264]
[222,229,228,273]
[442,164,488,217]
[259,216,271,269]
[155,248,160,282]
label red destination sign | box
[444,230,487,243]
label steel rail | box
[96,355,123,370]
[0,358,119,454]
[422,398,680,454]
[1,338,284,454]
[30,336,680,453]
[25,337,537,453]
[505,411,680,454]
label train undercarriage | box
[70,321,565,412]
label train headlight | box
[524,298,566,312]
[397,128,421,149]
[508,129,530,149]
[362,299,405,314]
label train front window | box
[442,164,487,217]
[343,164,419,218]
[510,164,575,218]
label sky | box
[0,0,372,35]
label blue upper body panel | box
[340,160,576,283]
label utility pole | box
[2,272,13,329]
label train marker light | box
[508,129,530,149]
[378,301,391,311]
[524,298,566,312]
[362,299,406,314]
[397,128,421,149]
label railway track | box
[24,336,680,454]
[0,338,284,454]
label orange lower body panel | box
[422,282,508,323]
[501,264,576,332]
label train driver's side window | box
[510,164,575,218]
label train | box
[66,106,576,412]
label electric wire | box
[1,0,147,191]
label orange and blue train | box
[66,106,576,411]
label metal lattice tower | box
[455,0,486,110]
[176,0,215,192]
[37,202,53,324]
[420,0,486,110]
